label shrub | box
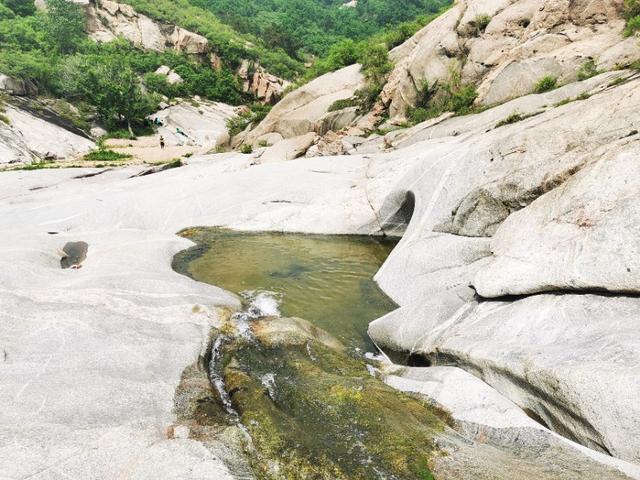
[328,98,358,112]
[534,75,558,93]
[624,0,640,36]
[83,149,132,161]
[577,59,599,81]
[406,68,478,125]
[0,113,10,124]
[240,143,253,154]
[495,111,525,127]
[473,14,492,35]
[226,103,271,137]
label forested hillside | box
[0,0,451,137]
[189,0,451,59]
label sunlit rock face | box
[379,0,640,122]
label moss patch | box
[217,321,449,479]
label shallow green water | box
[173,228,399,352]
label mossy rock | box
[214,317,449,479]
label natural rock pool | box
[172,228,448,479]
[173,228,399,353]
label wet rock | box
[215,317,448,479]
[60,241,88,269]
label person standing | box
[159,136,165,150]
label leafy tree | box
[4,0,36,16]
[42,0,85,54]
[60,54,158,134]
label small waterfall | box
[208,290,283,418]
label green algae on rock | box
[216,316,450,480]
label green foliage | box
[59,53,160,133]
[471,14,492,36]
[83,149,132,161]
[226,103,271,137]
[328,97,358,112]
[577,58,600,81]
[42,0,86,54]
[3,0,36,16]
[240,143,252,154]
[624,0,640,36]
[496,111,525,127]
[301,8,448,83]
[407,68,478,125]
[534,75,558,93]
[190,0,451,60]
[119,0,302,78]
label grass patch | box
[328,98,359,112]
[0,113,10,124]
[495,111,525,127]
[473,14,492,36]
[226,103,271,138]
[534,75,558,94]
[406,67,478,125]
[495,110,544,128]
[83,149,132,162]
[240,144,253,154]
[577,59,600,81]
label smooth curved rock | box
[244,64,364,144]
[474,145,640,297]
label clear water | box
[173,228,399,352]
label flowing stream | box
[172,228,446,479]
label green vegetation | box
[624,0,640,36]
[301,7,448,83]
[577,59,600,81]
[470,14,492,36]
[0,0,454,139]
[226,103,271,137]
[496,111,525,127]
[0,0,250,134]
[191,0,451,60]
[41,0,85,54]
[240,143,253,154]
[534,75,558,94]
[406,67,478,125]
[495,110,543,128]
[328,97,358,112]
[212,318,449,480]
[83,149,132,161]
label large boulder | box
[365,74,640,465]
[257,132,316,163]
[0,74,37,96]
[474,143,640,297]
[243,64,364,144]
[84,0,166,51]
[380,0,640,122]
[237,61,289,104]
[0,104,94,164]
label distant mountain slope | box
[188,0,452,59]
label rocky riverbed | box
[1,66,640,478]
